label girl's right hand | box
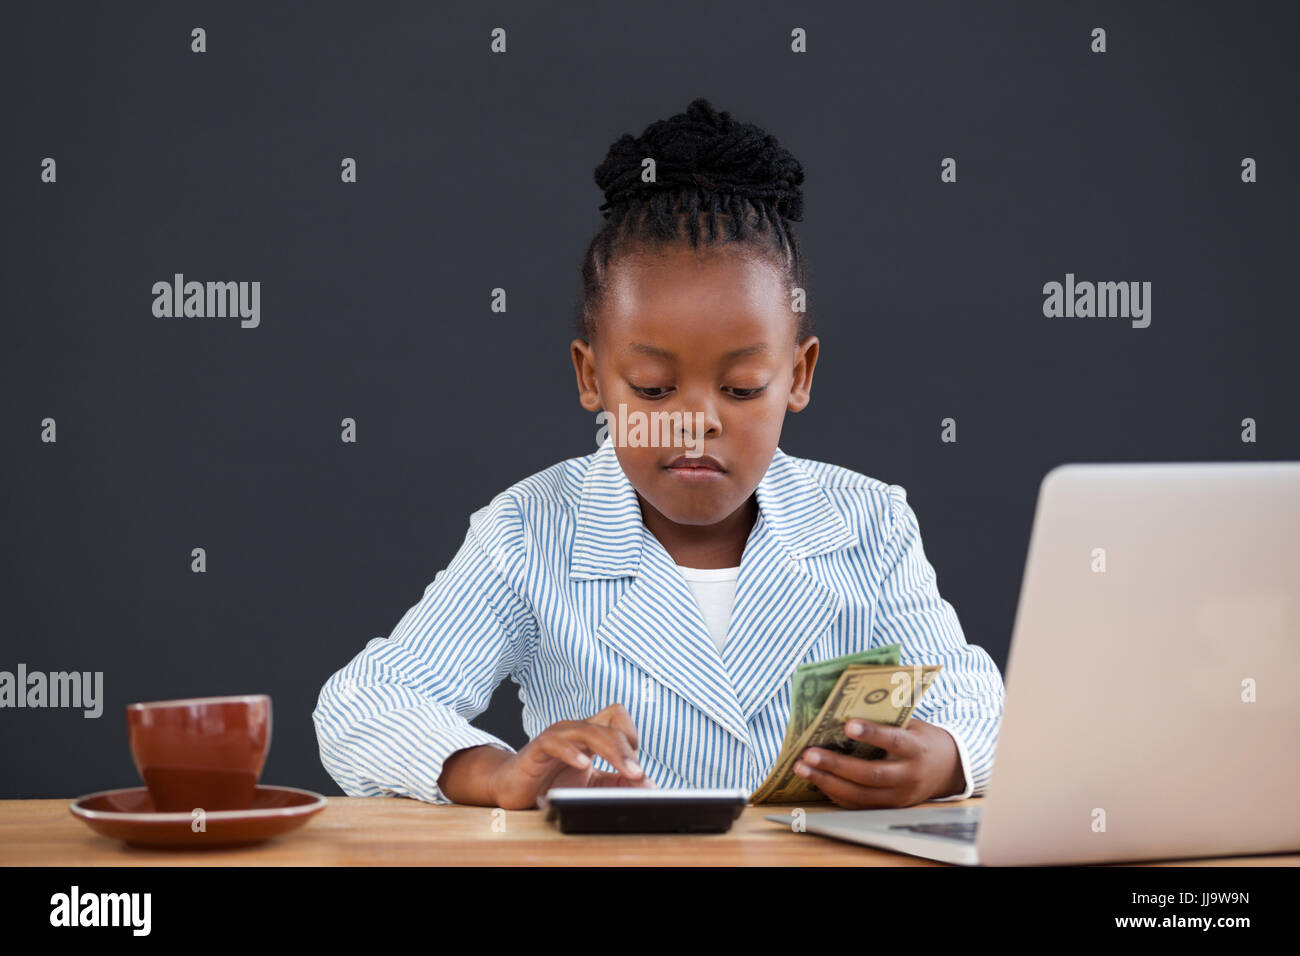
[487,703,655,809]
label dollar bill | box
[751,662,942,804]
[785,644,901,749]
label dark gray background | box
[2,1,1296,798]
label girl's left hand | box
[793,717,964,809]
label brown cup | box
[125,694,271,812]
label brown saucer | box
[70,784,326,848]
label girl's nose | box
[676,394,722,445]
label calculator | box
[539,787,749,834]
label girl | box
[313,98,1004,810]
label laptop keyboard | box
[887,822,979,843]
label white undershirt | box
[675,565,741,653]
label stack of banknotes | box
[750,644,942,803]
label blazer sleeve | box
[870,484,1005,800]
[311,495,536,805]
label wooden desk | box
[2,796,1296,866]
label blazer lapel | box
[573,441,752,749]
[721,450,858,721]
[594,532,754,749]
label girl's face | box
[572,245,819,528]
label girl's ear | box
[787,335,820,413]
[571,338,603,412]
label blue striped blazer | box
[312,440,1005,804]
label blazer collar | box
[569,439,646,579]
[569,440,857,579]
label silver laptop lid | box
[978,462,1300,866]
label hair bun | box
[594,97,805,221]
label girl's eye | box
[725,386,767,399]
[630,385,673,399]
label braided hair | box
[577,98,812,342]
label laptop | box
[765,461,1300,865]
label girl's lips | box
[665,455,724,471]
[664,455,726,480]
